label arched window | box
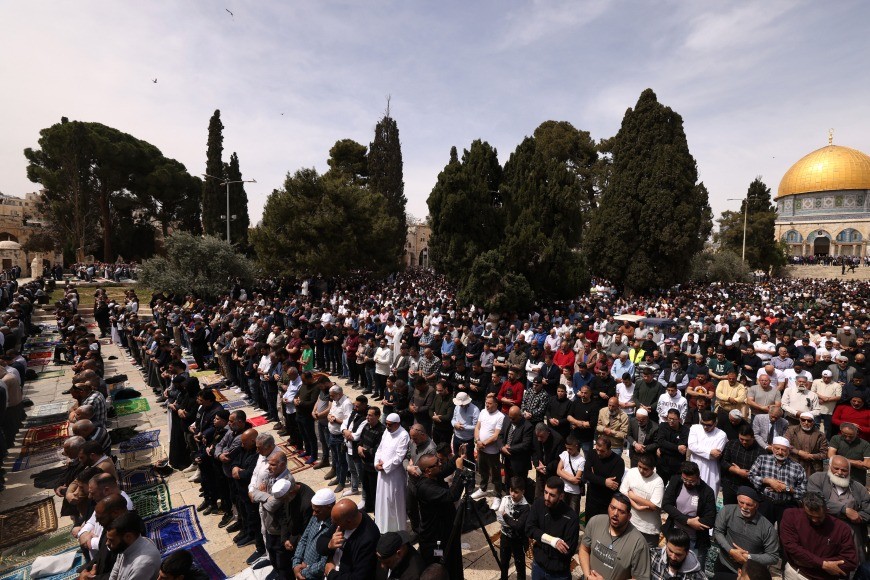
[0,233,18,242]
[836,228,862,243]
[781,230,803,243]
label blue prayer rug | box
[119,430,161,453]
[144,506,206,553]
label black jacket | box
[375,545,425,580]
[656,423,690,474]
[661,475,717,549]
[525,497,579,575]
[316,511,379,580]
[530,429,565,477]
[283,483,315,548]
[499,417,534,472]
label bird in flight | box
[152,78,157,83]
[226,8,233,17]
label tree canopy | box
[584,89,712,294]
[250,168,399,277]
[368,113,406,270]
[500,121,597,301]
[717,177,786,272]
[224,152,251,247]
[202,109,225,238]
[24,117,200,261]
[140,231,252,299]
[427,140,503,282]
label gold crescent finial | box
[829,128,834,145]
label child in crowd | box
[495,476,530,580]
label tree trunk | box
[100,190,112,261]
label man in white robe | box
[687,410,728,497]
[374,412,410,533]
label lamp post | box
[203,174,256,245]
[727,197,748,262]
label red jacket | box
[832,404,870,440]
[553,349,575,371]
[497,379,525,414]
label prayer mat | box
[35,370,65,380]
[112,397,150,417]
[188,545,225,579]
[0,525,76,574]
[24,402,72,422]
[19,437,65,458]
[248,415,268,427]
[190,369,215,378]
[0,498,59,550]
[222,400,248,411]
[109,426,139,444]
[211,389,227,402]
[144,506,206,553]
[199,375,226,388]
[118,466,165,492]
[119,430,161,453]
[24,352,52,361]
[22,422,69,446]
[128,484,171,519]
[12,448,65,472]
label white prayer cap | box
[636,408,648,417]
[311,488,336,506]
[822,370,833,377]
[771,436,791,448]
[729,409,743,419]
[272,478,293,499]
[800,412,815,420]
[386,413,401,424]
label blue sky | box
[2,1,869,225]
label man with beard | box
[687,410,728,497]
[545,385,573,440]
[374,413,410,533]
[781,376,821,425]
[528,477,580,580]
[752,404,789,453]
[590,366,617,406]
[579,492,650,580]
[807,455,870,563]
[748,436,807,525]
[785,411,828,477]
[357,407,385,513]
[661,461,716,571]
[415,454,463,578]
[656,408,690,483]
[712,487,780,580]
[649,529,706,580]
[530,423,565,499]
[811,370,841,437]
[718,408,750,441]
[567,385,599,457]
[105,512,161,580]
[582,436,626,524]
[721,425,763,505]
[626,408,658,468]
[780,492,859,579]
[78,494,129,580]
[833,394,870,437]
[596,397,628,456]
[827,422,870,485]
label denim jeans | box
[328,433,348,485]
[348,453,362,491]
[298,413,318,460]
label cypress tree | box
[223,152,250,247]
[584,89,712,294]
[500,121,597,301]
[427,141,503,282]
[717,177,785,272]
[368,112,406,269]
[202,109,224,237]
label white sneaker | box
[357,500,366,511]
[182,464,198,474]
[188,470,201,483]
[233,388,242,394]
[490,498,501,511]
[341,489,359,497]
[470,488,487,500]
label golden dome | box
[777,144,870,198]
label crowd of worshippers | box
[0,277,50,490]
[51,270,862,579]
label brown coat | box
[785,424,828,477]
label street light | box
[726,197,748,262]
[203,174,257,245]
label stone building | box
[404,222,431,268]
[775,135,870,257]
[0,190,63,274]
